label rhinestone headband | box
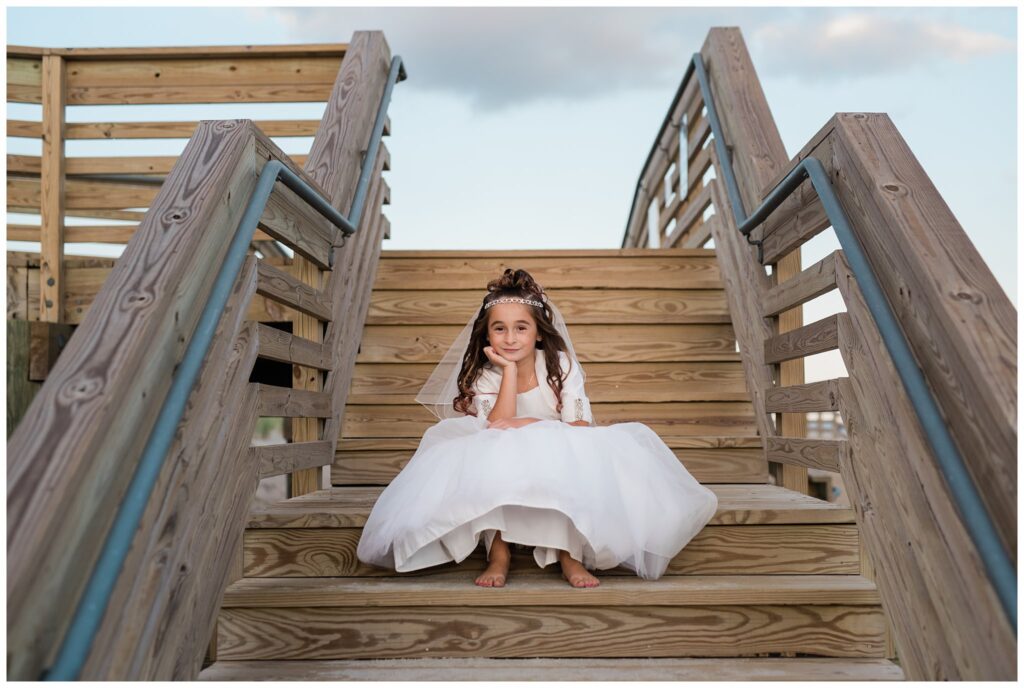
[484,296,544,310]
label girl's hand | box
[483,346,516,369]
[487,417,540,430]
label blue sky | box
[4,3,1018,385]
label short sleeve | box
[469,364,501,419]
[558,351,594,424]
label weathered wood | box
[9,174,161,209]
[81,256,261,679]
[763,314,839,365]
[357,323,740,364]
[255,261,331,321]
[39,54,65,322]
[27,320,74,380]
[253,441,334,479]
[198,656,904,682]
[368,287,731,325]
[256,383,332,418]
[833,252,1015,679]
[244,520,858,578]
[10,152,308,177]
[372,252,724,290]
[349,360,749,402]
[8,119,322,140]
[762,250,839,317]
[703,163,777,445]
[8,43,349,59]
[260,185,334,262]
[6,120,258,681]
[765,379,843,414]
[7,319,42,436]
[341,401,756,439]
[256,324,329,369]
[765,436,842,472]
[832,112,1016,561]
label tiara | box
[484,296,544,310]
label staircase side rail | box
[7,34,404,680]
[633,27,1016,680]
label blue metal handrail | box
[625,52,1016,634]
[42,55,406,681]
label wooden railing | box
[623,27,1016,681]
[7,31,399,680]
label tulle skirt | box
[355,415,719,580]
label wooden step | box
[333,434,768,486]
[349,361,752,403]
[240,484,859,578]
[213,573,889,660]
[357,323,741,364]
[340,401,757,438]
[368,287,733,325]
[372,248,725,290]
[200,656,904,681]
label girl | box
[356,268,719,587]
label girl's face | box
[486,302,541,363]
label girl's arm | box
[559,352,594,426]
[487,363,520,421]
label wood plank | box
[62,83,339,106]
[244,523,858,577]
[765,436,843,472]
[665,183,713,247]
[198,657,904,682]
[9,175,160,210]
[6,119,259,681]
[256,383,332,418]
[82,261,262,679]
[833,112,1016,562]
[216,602,887,660]
[253,441,334,479]
[366,288,732,325]
[256,323,329,369]
[357,323,740,364]
[257,181,335,269]
[333,444,768,486]
[765,379,843,413]
[39,54,65,322]
[6,56,41,103]
[833,251,1015,679]
[255,261,332,321]
[348,361,751,403]
[9,43,349,59]
[7,320,42,435]
[372,254,724,290]
[763,313,839,365]
[762,250,839,317]
[9,152,308,177]
[222,572,880,607]
[65,55,343,89]
[8,119,322,140]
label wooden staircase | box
[199,249,903,681]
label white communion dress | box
[355,350,719,580]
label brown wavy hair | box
[453,268,571,417]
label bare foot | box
[559,551,600,588]
[475,538,511,587]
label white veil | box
[415,291,585,420]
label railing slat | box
[255,261,332,321]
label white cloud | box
[752,10,1014,81]
[256,6,1015,109]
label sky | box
[3,1,1019,382]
